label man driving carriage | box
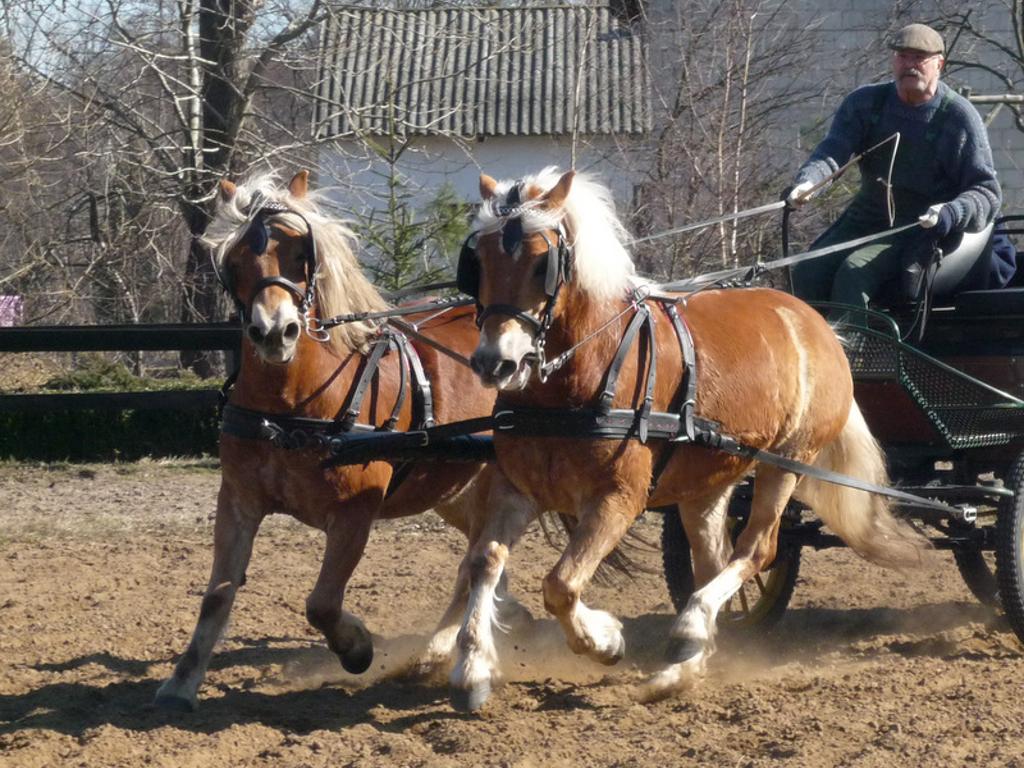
[784,23,1002,308]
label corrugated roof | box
[313,5,650,138]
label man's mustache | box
[900,68,923,78]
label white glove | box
[918,203,944,229]
[786,180,815,207]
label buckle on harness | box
[493,409,516,431]
[259,418,285,445]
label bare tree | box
[630,0,827,280]
[0,0,326,372]
[929,4,1024,128]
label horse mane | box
[472,166,637,302]
[202,171,390,355]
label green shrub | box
[0,355,223,460]
[0,406,221,461]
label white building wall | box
[320,134,639,216]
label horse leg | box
[678,486,734,589]
[154,485,262,711]
[450,473,536,711]
[305,504,377,675]
[409,471,490,681]
[647,467,798,699]
[542,492,640,666]
[409,546,473,681]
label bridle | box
[213,191,328,341]
[457,181,574,381]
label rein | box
[656,219,924,294]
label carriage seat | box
[878,219,1019,316]
[927,221,996,302]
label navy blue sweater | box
[795,81,1001,232]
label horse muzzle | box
[245,304,302,364]
[470,346,532,390]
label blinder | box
[457,232,480,298]
[245,212,271,256]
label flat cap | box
[889,23,945,55]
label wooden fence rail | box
[0,323,241,412]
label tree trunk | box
[178,0,252,375]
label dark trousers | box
[791,214,926,308]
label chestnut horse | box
[154,170,527,711]
[452,167,926,707]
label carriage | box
[661,216,1024,645]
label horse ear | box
[479,174,498,200]
[219,179,237,202]
[541,170,575,209]
[288,170,309,199]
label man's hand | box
[918,203,956,237]
[782,180,815,208]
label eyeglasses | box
[893,50,942,63]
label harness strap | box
[386,335,410,431]
[492,405,685,441]
[598,304,650,411]
[687,425,961,514]
[221,403,373,450]
[322,414,496,467]
[638,306,657,443]
[403,332,436,428]
[647,300,698,494]
[341,331,394,429]
[488,404,962,515]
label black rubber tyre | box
[660,499,801,631]
[996,450,1024,644]
[952,546,999,607]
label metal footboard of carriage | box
[659,301,1024,643]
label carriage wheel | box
[660,499,801,630]
[952,544,999,607]
[995,450,1024,643]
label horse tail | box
[793,400,930,568]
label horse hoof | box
[665,636,704,664]
[452,680,491,712]
[597,635,626,666]
[153,692,198,713]
[340,643,374,675]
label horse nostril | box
[495,359,518,380]
[247,326,264,344]
[283,322,300,342]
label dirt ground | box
[2,460,1024,768]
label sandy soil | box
[2,460,1024,768]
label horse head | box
[214,171,315,364]
[207,170,387,365]
[462,170,576,389]
[465,167,635,390]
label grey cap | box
[889,23,945,55]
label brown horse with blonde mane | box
[451,167,926,708]
[154,170,527,711]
